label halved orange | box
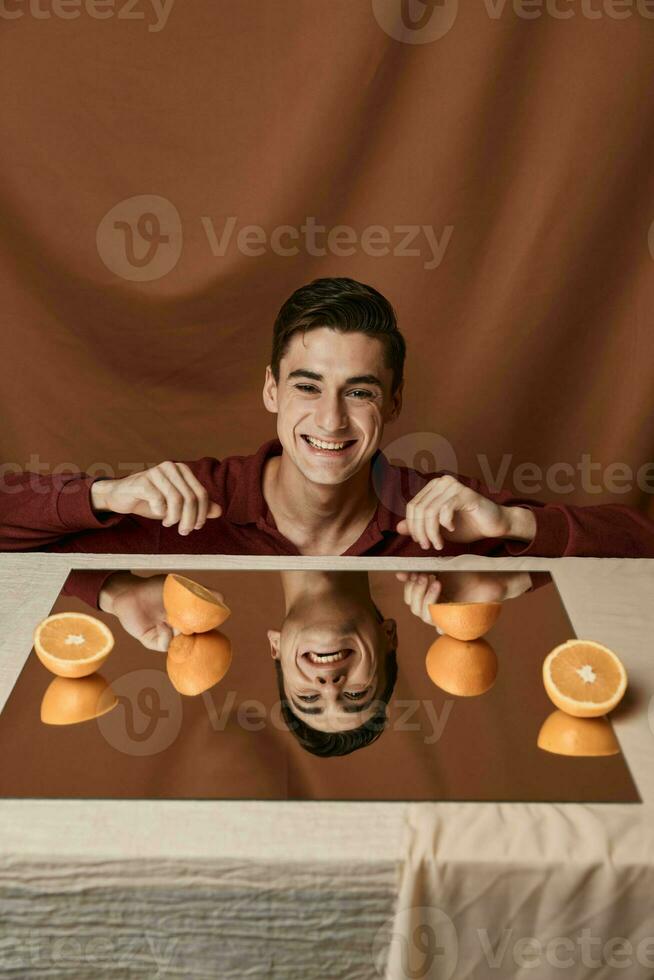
[34,612,114,678]
[163,574,231,635]
[166,629,232,695]
[425,635,498,696]
[428,601,501,641]
[543,639,627,718]
[537,710,619,757]
[40,674,118,726]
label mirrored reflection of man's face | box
[268,578,396,733]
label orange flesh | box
[172,575,221,605]
[550,644,622,703]
[38,619,108,660]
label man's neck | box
[263,451,379,553]
[280,570,372,611]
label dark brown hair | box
[273,652,398,758]
[271,277,406,393]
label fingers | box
[402,572,442,625]
[148,462,220,535]
[424,507,444,551]
[114,478,168,520]
[399,476,464,551]
[140,622,174,652]
[148,467,191,533]
[176,463,214,530]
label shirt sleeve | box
[21,456,226,608]
[0,453,228,554]
[457,473,654,558]
[0,471,129,551]
[61,570,118,610]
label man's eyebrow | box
[287,369,383,388]
[290,698,323,715]
[290,697,374,715]
[342,699,374,714]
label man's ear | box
[262,365,279,414]
[381,618,397,651]
[267,629,281,660]
[386,380,403,423]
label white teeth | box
[307,650,347,664]
[305,436,349,451]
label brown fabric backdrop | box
[1,0,653,510]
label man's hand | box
[91,461,222,535]
[396,475,536,550]
[98,571,225,652]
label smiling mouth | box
[301,434,357,454]
[303,649,353,665]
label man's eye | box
[347,389,375,399]
[295,384,319,394]
[344,690,369,700]
[298,694,319,702]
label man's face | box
[268,590,397,733]
[263,327,402,485]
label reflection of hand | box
[395,571,533,625]
[90,461,222,536]
[395,475,536,550]
[99,572,173,651]
[99,572,226,652]
[395,572,443,625]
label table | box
[1,555,653,979]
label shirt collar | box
[222,438,283,526]
[370,449,413,534]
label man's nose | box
[314,393,348,432]
[316,670,346,685]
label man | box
[2,277,654,610]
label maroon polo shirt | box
[1,438,653,609]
